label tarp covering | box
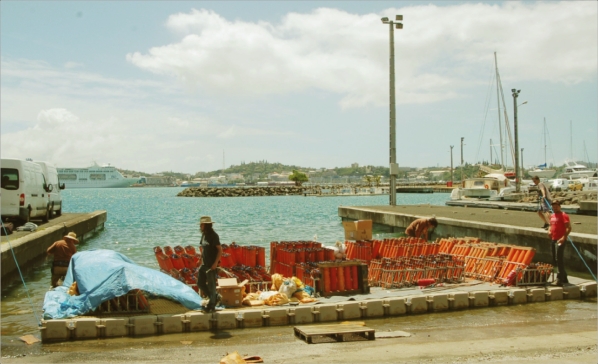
[43,249,201,319]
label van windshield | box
[1,168,19,190]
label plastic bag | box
[264,292,289,306]
[278,278,297,297]
[270,273,284,291]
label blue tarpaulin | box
[43,249,201,319]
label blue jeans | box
[197,265,217,308]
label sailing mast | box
[494,52,504,168]
[543,118,547,166]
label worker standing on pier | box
[46,232,79,287]
[197,216,222,313]
[532,176,552,229]
[405,217,438,241]
[548,201,571,286]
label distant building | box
[351,163,359,168]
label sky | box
[1,1,596,174]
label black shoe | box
[204,307,215,313]
[554,280,563,286]
[542,224,549,230]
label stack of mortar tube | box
[318,261,362,296]
[269,241,335,278]
[219,242,271,293]
[154,245,201,291]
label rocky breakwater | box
[177,186,305,197]
[519,190,597,206]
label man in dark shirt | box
[197,216,222,313]
[532,176,552,229]
[47,232,78,287]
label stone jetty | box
[177,186,305,197]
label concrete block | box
[158,314,185,334]
[214,311,237,330]
[290,306,314,324]
[102,318,128,337]
[409,296,428,314]
[384,298,406,316]
[563,285,580,300]
[314,304,338,322]
[129,315,158,336]
[427,294,449,312]
[264,308,289,326]
[338,302,362,320]
[469,291,489,307]
[581,282,597,298]
[41,320,69,341]
[509,288,528,304]
[527,288,546,303]
[546,286,563,301]
[364,300,385,317]
[448,292,469,310]
[239,310,263,328]
[490,291,509,306]
[74,318,99,339]
[187,312,211,332]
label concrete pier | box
[338,204,597,276]
[1,211,107,284]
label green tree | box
[289,170,308,186]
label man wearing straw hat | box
[197,216,222,313]
[46,232,79,287]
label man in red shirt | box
[47,232,79,287]
[548,201,571,286]
[405,217,438,241]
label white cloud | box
[126,2,597,108]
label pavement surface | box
[362,204,597,235]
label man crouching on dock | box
[47,232,79,287]
[405,217,438,241]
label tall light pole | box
[450,145,454,186]
[460,137,464,182]
[512,89,521,192]
[521,148,525,179]
[381,15,403,206]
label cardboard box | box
[343,220,372,241]
[217,278,248,307]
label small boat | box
[450,173,527,201]
[560,160,597,179]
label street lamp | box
[450,145,454,186]
[512,89,521,192]
[521,148,525,179]
[382,15,403,206]
[460,137,464,182]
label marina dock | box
[338,204,597,276]
[1,211,107,284]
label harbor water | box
[1,188,596,354]
[1,188,446,339]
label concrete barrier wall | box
[1,211,107,283]
[338,206,597,275]
[40,281,597,342]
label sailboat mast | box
[543,118,547,165]
[570,121,573,160]
[494,52,504,168]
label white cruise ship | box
[57,163,138,188]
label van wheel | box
[23,207,31,224]
[43,205,50,223]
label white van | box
[1,158,52,223]
[34,161,65,217]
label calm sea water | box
[1,188,448,337]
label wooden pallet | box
[294,324,375,344]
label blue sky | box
[1,1,596,174]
